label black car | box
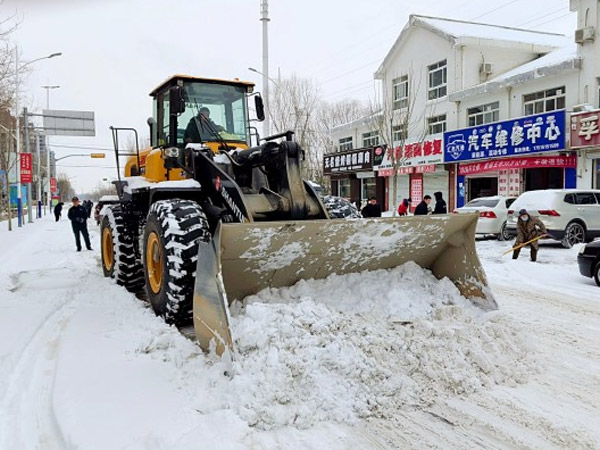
[577,240,600,286]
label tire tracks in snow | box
[0,294,76,450]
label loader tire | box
[101,205,145,293]
[323,195,361,219]
[143,199,211,326]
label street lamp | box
[248,66,278,138]
[41,85,60,217]
[14,49,62,227]
[248,67,279,87]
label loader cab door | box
[153,80,251,151]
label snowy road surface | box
[0,216,598,449]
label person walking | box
[397,197,411,216]
[361,197,382,218]
[432,191,447,214]
[68,196,92,252]
[53,202,64,222]
[513,209,547,262]
[85,200,94,218]
[414,195,432,215]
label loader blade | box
[193,213,495,354]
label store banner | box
[377,164,436,177]
[570,110,600,149]
[20,153,33,184]
[50,177,58,194]
[445,110,566,163]
[373,139,443,171]
[323,148,373,175]
[458,155,576,176]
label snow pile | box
[168,262,538,431]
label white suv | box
[506,189,600,248]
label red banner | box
[20,153,33,184]
[570,111,600,149]
[377,164,436,177]
[459,155,576,176]
[50,177,57,194]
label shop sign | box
[444,110,566,162]
[373,138,443,171]
[410,176,423,205]
[377,164,436,177]
[570,111,600,149]
[323,148,373,175]
[50,177,58,194]
[458,155,576,176]
[20,153,33,184]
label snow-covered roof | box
[375,15,569,79]
[331,111,382,135]
[449,43,581,101]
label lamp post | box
[259,0,270,137]
[248,66,279,139]
[14,48,62,227]
[41,85,60,216]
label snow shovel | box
[193,213,496,355]
[503,234,548,256]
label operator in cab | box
[184,107,225,143]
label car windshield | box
[465,198,499,208]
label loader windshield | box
[157,81,249,146]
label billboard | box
[444,110,566,163]
[43,109,96,136]
[570,110,600,149]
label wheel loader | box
[101,75,496,356]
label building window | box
[361,178,377,203]
[428,60,447,100]
[338,137,353,152]
[392,125,406,143]
[468,102,499,126]
[362,131,379,148]
[339,178,351,199]
[427,114,447,135]
[393,75,409,110]
[523,87,566,115]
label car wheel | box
[594,261,600,287]
[498,221,510,241]
[562,222,586,248]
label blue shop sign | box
[444,110,566,163]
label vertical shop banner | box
[20,153,33,184]
[570,110,600,149]
[444,110,566,162]
[50,177,58,194]
[409,175,423,208]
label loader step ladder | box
[109,126,141,182]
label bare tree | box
[56,173,75,201]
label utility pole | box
[36,133,41,218]
[42,85,60,215]
[260,0,270,137]
[14,46,22,227]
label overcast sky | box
[4,0,576,193]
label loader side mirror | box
[147,117,156,147]
[255,95,265,121]
[169,86,186,115]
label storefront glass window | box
[361,178,376,202]
[339,179,351,199]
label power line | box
[516,3,569,27]
[320,58,383,85]
[472,0,521,20]
[535,11,574,27]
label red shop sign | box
[50,177,58,193]
[459,155,576,176]
[570,111,600,149]
[20,153,33,184]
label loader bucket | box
[193,213,495,355]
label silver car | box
[454,196,516,240]
[506,189,600,248]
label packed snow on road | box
[0,216,598,450]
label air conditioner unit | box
[480,62,493,75]
[575,26,595,43]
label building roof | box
[375,15,569,78]
[449,43,581,101]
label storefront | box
[570,110,600,189]
[323,147,384,207]
[445,110,569,207]
[373,138,447,212]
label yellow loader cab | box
[123,75,258,181]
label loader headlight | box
[164,147,180,158]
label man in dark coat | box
[361,197,382,218]
[68,196,92,251]
[433,191,447,214]
[84,200,94,218]
[184,107,225,143]
[53,202,63,222]
[414,195,432,215]
[513,209,547,262]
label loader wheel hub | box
[102,228,114,271]
[146,232,163,294]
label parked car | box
[506,189,600,248]
[94,195,119,225]
[577,241,600,286]
[453,195,516,240]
